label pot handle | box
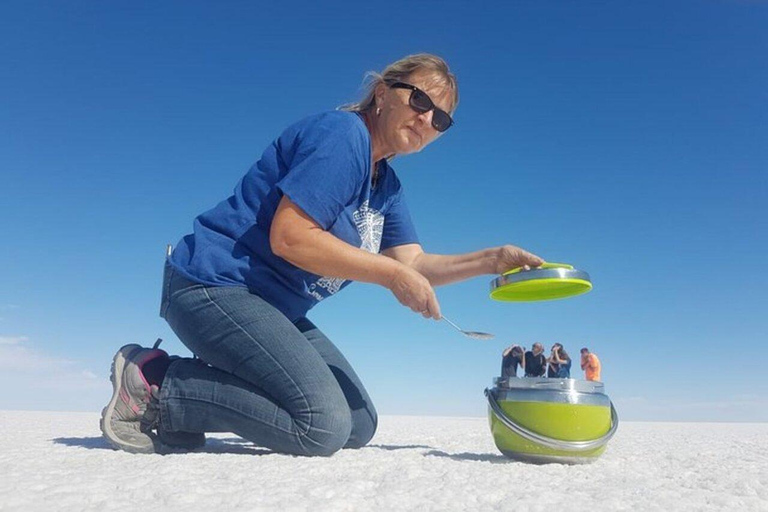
[485,388,619,452]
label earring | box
[376,107,381,116]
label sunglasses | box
[388,81,454,132]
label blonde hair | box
[340,53,459,114]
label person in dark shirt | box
[524,343,546,377]
[501,345,525,378]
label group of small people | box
[501,343,602,381]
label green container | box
[486,377,618,464]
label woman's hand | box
[387,264,441,320]
[493,245,545,275]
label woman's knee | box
[297,407,352,456]
[344,408,378,449]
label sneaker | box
[100,343,168,453]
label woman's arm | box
[271,196,441,318]
[381,244,543,287]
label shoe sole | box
[100,344,157,454]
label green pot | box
[486,377,618,464]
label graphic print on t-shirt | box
[308,200,383,301]
[353,200,384,253]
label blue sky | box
[2,1,766,421]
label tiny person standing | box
[580,347,601,382]
[501,345,525,378]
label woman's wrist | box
[377,256,408,289]
[489,246,505,275]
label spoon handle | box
[441,315,464,333]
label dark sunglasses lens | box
[432,110,452,132]
[404,85,452,132]
[409,88,432,113]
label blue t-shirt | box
[169,111,419,321]
[556,359,572,379]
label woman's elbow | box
[270,225,296,259]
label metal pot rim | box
[493,377,605,394]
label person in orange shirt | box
[580,347,601,381]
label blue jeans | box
[158,262,377,456]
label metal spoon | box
[441,315,495,340]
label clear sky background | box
[2,1,766,421]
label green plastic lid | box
[489,262,592,302]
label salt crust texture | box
[0,411,766,511]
